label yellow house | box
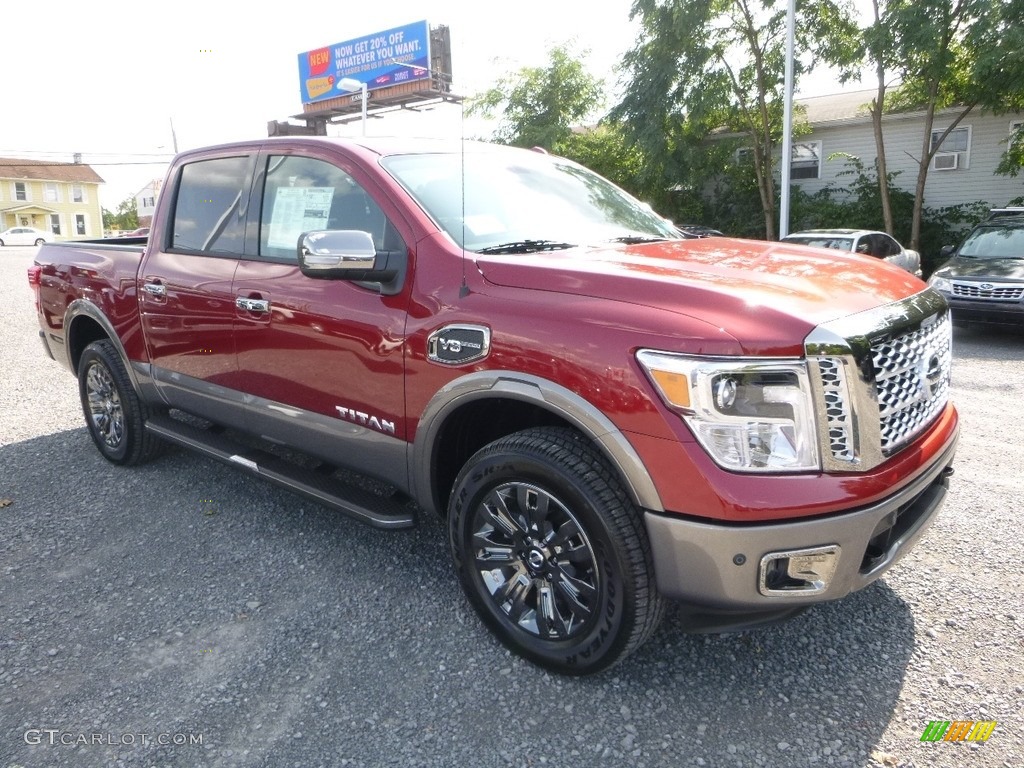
[0,158,104,240]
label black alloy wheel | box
[449,427,663,675]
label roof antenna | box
[393,54,469,296]
[459,93,470,298]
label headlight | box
[928,275,952,292]
[637,351,820,473]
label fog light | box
[758,545,841,596]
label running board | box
[145,414,415,530]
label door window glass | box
[171,156,250,254]
[258,155,400,260]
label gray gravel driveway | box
[1,245,1022,768]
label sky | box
[0,0,872,209]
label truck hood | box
[934,256,1024,281]
[476,238,925,355]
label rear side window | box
[171,156,250,254]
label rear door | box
[139,152,256,425]
[231,148,413,478]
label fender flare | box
[64,299,143,396]
[411,370,665,516]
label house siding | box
[793,106,1024,210]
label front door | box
[232,151,411,479]
[140,153,255,426]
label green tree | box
[468,44,605,150]
[102,196,139,232]
[615,0,859,240]
[886,0,1024,249]
[996,124,1024,178]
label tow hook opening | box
[759,545,841,597]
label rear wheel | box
[78,339,164,465]
[449,427,663,675]
[34,238,45,246]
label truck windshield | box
[958,225,1024,259]
[380,147,679,251]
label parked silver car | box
[781,229,922,277]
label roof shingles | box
[0,157,104,184]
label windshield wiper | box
[609,235,670,244]
[476,239,576,254]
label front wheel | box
[449,427,664,675]
[78,339,164,465]
[34,238,45,246]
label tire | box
[78,339,164,465]
[449,427,664,675]
[0,239,5,246]
[34,238,45,246]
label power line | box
[0,149,174,158]
[0,161,170,168]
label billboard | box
[298,20,432,105]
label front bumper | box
[645,430,957,623]
[946,296,1024,327]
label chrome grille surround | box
[805,289,951,472]
[951,281,1024,301]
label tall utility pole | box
[779,0,796,239]
[169,118,179,154]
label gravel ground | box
[1,245,1022,768]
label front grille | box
[807,290,952,471]
[952,282,1024,301]
[817,358,854,462]
[870,315,952,454]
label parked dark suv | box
[928,209,1024,328]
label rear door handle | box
[142,282,166,297]
[236,297,270,313]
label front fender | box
[411,370,665,516]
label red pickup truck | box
[30,137,958,674]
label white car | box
[0,227,51,247]
[782,229,922,277]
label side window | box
[878,234,900,257]
[258,155,402,260]
[171,156,250,254]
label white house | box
[134,179,163,226]
[789,89,1023,210]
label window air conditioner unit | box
[934,152,959,171]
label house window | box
[15,182,28,201]
[75,214,87,236]
[72,185,86,203]
[50,214,61,235]
[930,126,971,170]
[791,141,822,180]
[143,196,155,208]
[44,183,60,202]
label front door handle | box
[236,297,270,313]
[142,282,166,297]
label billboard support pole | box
[339,78,368,136]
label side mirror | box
[938,245,955,259]
[298,230,398,282]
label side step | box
[145,414,416,530]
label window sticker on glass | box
[267,186,334,249]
